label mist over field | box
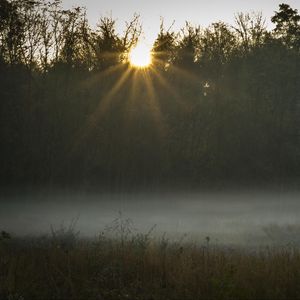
[1,189,300,246]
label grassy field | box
[1,220,300,300]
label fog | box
[1,190,300,246]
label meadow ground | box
[1,220,300,300]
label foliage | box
[0,1,300,190]
[271,3,300,50]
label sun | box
[129,43,152,68]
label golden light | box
[129,43,152,68]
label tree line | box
[1,0,300,190]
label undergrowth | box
[1,216,300,300]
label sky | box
[63,0,300,44]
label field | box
[1,221,300,300]
[1,1,300,299]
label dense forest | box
[0,0,300,190]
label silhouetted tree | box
[271,3,300,50]
[0,2,300,189]
[234,12,267,53]
[152,19,177,70]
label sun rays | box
[71,51,200,154]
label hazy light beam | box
[72,67,132,152]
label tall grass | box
[1,220,300,300]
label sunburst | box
[129,43,152,68]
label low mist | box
[1,190,300,246]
